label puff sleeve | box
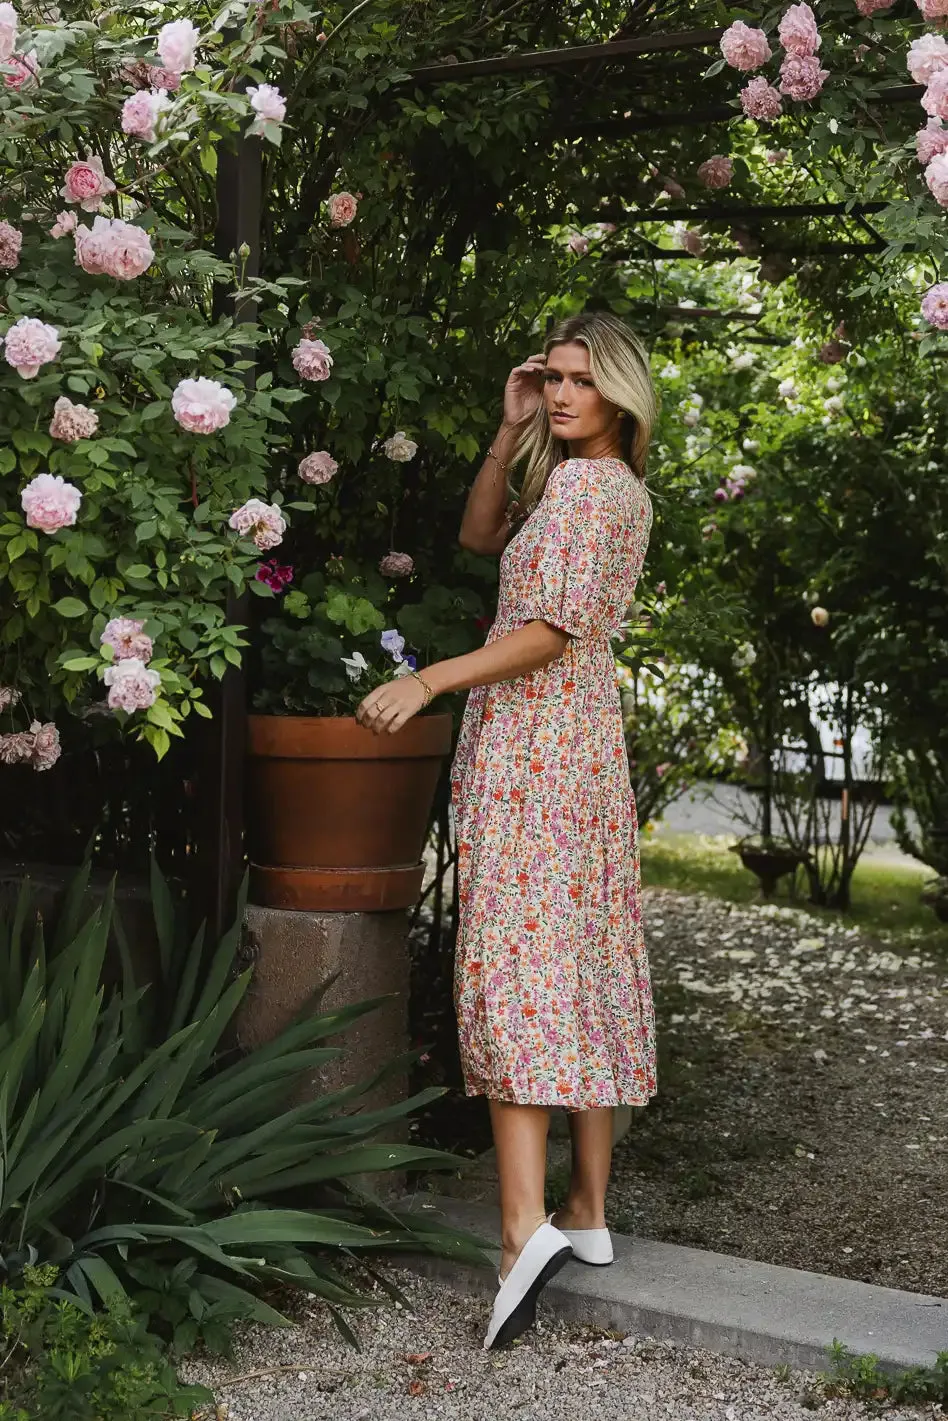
[521,458,626,638]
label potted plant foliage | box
[246,556,472,912]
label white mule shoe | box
[483,1222,573,1350]
[549,1212,614,1266]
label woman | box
[356,311,658,1350]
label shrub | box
[0,862,487,1347]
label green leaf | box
[61,655,100,672]
[52,597,87,618]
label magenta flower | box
[0,219,21,269]
[104,658,161,712]
[720,21,772,71]
[49,396,99,442]
[255,559,294,592]
[291,337,333,381]
[740,78,783,120]
[327,192,359,227]
[779,54,829,101]
[20,473,81,532]
[697,156,733,189]
[101,616,153,662]
[3,317,61,378]
[61,156,116,212]
[171,377,237,433]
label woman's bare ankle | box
[552,1200,607,1231]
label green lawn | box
[641,828,948,952]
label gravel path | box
[599,889,948,1296]
[183,1270,932,1420]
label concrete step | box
[402,1195,948,1375]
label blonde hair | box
[514,311,657,514]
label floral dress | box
[450,456,658,1111]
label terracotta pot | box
[246,713,453,912]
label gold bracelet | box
[487,445,508,471]
[410,670,435,708]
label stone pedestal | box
[237,904,411,1117]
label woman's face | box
[542,341,622,446]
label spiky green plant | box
[0,862,486,1341]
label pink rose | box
[917,0,948,17]
[104,657,161,713]
[661,175,685,199]
[298,450,338,484]
[121,88,169,142]
[378,550,414,578]
[120,58,181,90]
[0,685,20,711]
[567,231,589,255]
[49,210,77,239]
[20,472,81,532]
[766,149,790,164]
[0,218,21,269]
[926,150,948,204]
[917,118,948,165]
[922,69,948,121]
[291,336,333,381]
[3,316,61,379]
[327,191,358,227]
[61,156,116,213]
[75,216,155,279]
[922,283,948,329]
[855,0,894,12]
[3,49,37,89]
[49,395,99,442]
[247,82,286,136]
[0,2,17,61]
[156,17,197,73]
[778,3,820,55]
[720,21,772,71]
[910,34,948,84]
[697,156,733,189]
[29,720,60,771]
[229,498,286,551]
[171,377,237,433]
[740,77,783,120]
[101,616,153,661]
[779,53,829,101]
[0,731,35,764]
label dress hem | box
[462,1084,656,1111]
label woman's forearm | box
[458,421,521,556]
[422,620,569,698]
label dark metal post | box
[194,132,263,940]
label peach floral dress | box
[450,456,657,1110]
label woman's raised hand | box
[502,352,546,428]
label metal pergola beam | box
[409,27,724,83]
[604,201,894,223]
[608,241,893,261]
